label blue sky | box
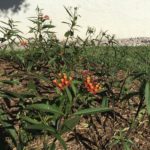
[1,0,150,39]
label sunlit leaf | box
[74,107,112,115]
[21,116,41,124]
[65,87,72,102]
[26,104,64,115]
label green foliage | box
[110,129,134,150]
[26,104,64,115]
[0,5,149,150]
[74,107,112,115]
[144,81,150,115]
[0,19,23,50]
[60,116,80,134]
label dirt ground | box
[0,59,150,150]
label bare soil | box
[0,59,150,150]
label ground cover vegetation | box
[0,6,150,150]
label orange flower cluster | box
[52,73,73,90]
[43,15,49,20]
[84,76,101,94]
[20,40,28,46]
[39,14,49,20]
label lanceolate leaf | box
[64,6,72,17]
[102,97,109,107]
[48,142,56,150]
[42,24,55,29]
[54,134,67,150]
[74,107,112,115]
[61,116,80,134]
[21,116,41,124]
[144,82,150,115]
[71,82,77,96]
[0,107,18,146]
[26,104,64,115]
[25,124,67,150]
[62,21,71,26]
[123,142,131,150]
[25,123,56,133]
[0,79,19,85]
[65,87,72,102]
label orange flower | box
[52,79,57,84]
[61,78,65,84]
[43,15,49,20]
[64,80,70,86]
[84,76,101,95]
[52,73,73,90]
[63,73,67,79]
[20,40,28,46]
[58,83,63,89]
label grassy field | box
[0,7,150,150]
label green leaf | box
[64,6,72,17]
[48,58,56,65]
[62,21,71,26]
[27,80,37,93]
[0,79,19,85]
[48,142,56,150]
[0,90,19,98]
[145,82,150,115]
[27,62,34,72]
[21,116,41,124]
[18,92,36,99]
[54,134,67,150]
[0,107,18,146]
[61,116,80,134]
[65,87,72,102]
[102,97,109,107]
[71,82,77,96]
[42,24,55,29]
[74,107,112,115]
[64,30,74,37]
[0,20,10,25]
[25,123,67,150]
[26,104,64,115]
[28,19,39,24]
[25,123,56,133]
[123,142,131,150]
[32,74,52,84]
[110,140,120,147]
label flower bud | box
[52,79,57,84]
